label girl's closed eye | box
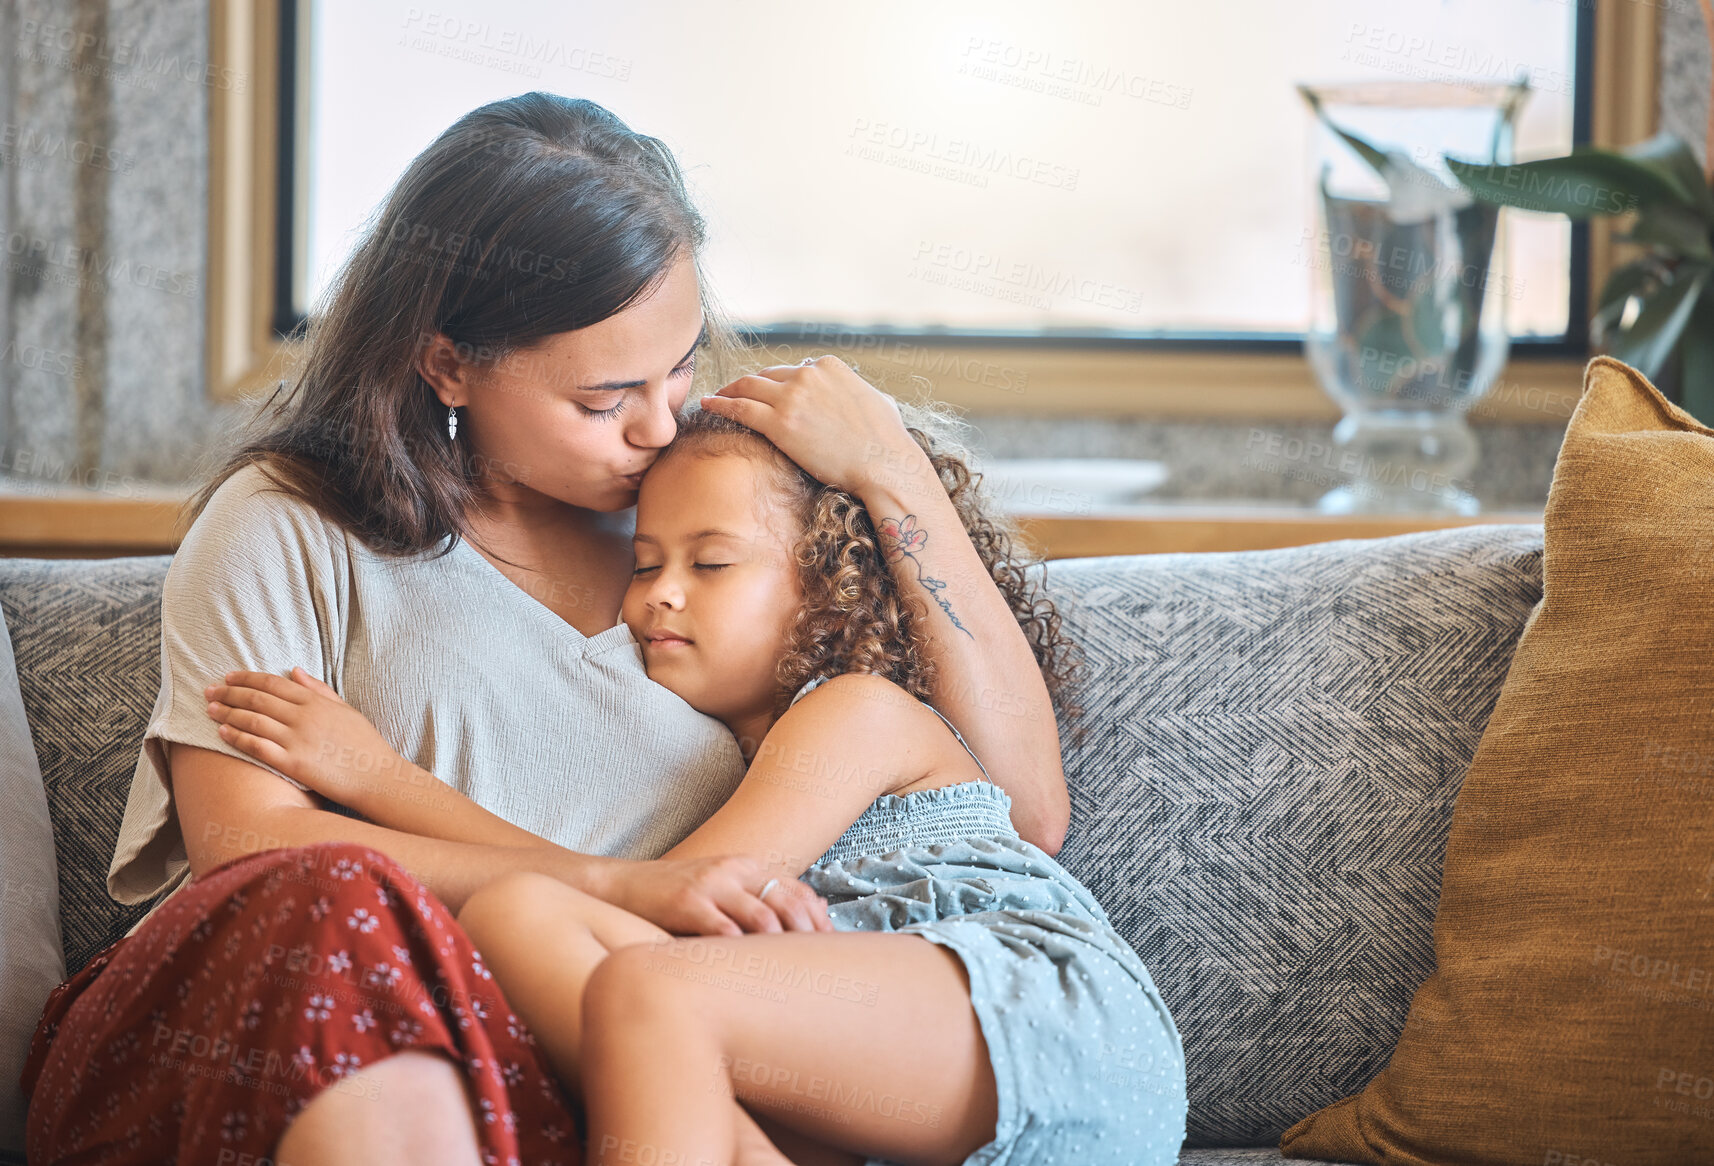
[631,563,730,575]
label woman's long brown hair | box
[186,92,743,558]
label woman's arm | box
[172,741,614,914]
[702,358,1071,854]
[858,452,1070,854]
[662,673,935,879]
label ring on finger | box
[758,877,780,901]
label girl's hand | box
[203,667,417,813]
[698,355,929,495]
[602,854,834,936]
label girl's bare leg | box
[581,932,998,1166]
[455,871,661,1099]
[456,872,825,1166]
[748,1116,867,1166]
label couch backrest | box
[1043,522,1544,1146]
[0,523,1546,1146]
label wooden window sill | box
[0,489,1541,560]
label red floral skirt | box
[19,841,582,1165]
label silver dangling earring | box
[447,404,458,441]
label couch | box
[0,519,1547,1164]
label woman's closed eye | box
[579,397,628,419]
[579,355,697,420]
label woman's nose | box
[628,387,679,450]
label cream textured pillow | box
[1281,356,1714,1164]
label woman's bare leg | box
[455,871,820,1166]
[274,1049,480,1166]
[581,932,998,1166]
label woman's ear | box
[415,331,472,407]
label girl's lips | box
[646,636,692,649]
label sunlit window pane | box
[306,0,1576,338]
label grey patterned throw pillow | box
[0,557,176,977]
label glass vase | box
[1300,79,1529,515]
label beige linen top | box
[110,463,747,936]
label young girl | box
[205,399,1189,1165]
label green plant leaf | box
[1298,85,1389,180]
[1680,284,1714,425]
[1597,258,1663,314]
[1607,264,1709,379]
[1618,202,1714,260]
[1447,149,1699,219]
[1622,133,1714,220]
[1592,258,1666,345]
[1409,284,1447,355]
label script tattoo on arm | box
[875,514,974,640]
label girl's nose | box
[646,572,686,610]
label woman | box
[19,92,1069,1166]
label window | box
[293,0,1586,347]
[217,0,1658,415]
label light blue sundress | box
[790,674,1189,1166]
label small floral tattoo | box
[876,514,973,639]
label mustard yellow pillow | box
[1281,357,1714,1164]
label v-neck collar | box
[453,535,634,655]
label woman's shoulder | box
[199,460,330,524]
[181,462,350,562]
[165,461,363,605]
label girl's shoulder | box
[788,671,916,715]
[784,672,986,783]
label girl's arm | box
[662,672,936,879]
[206,668,550,848]
[204,667,832,934]
[703,358,1071,854]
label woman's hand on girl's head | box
[203,667,418,816]
[699,355,929,495]
[600,853,833,937]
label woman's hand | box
[204,667,419,814]
[599,853,834,937]
[698,355,930,494]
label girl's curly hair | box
[662,394,1089,743]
